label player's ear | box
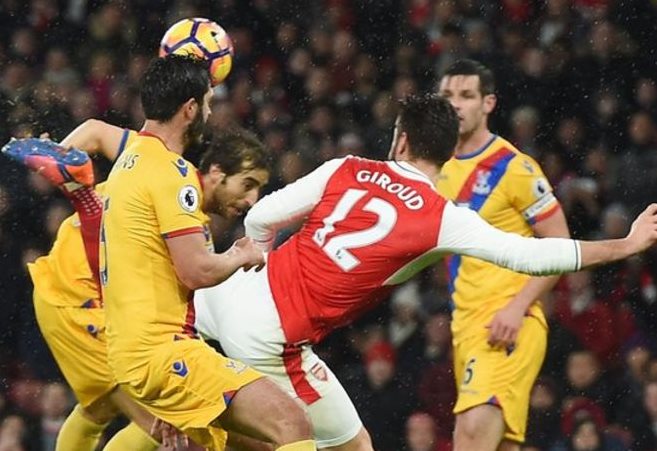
[483,93,496,115]
[209,163,226,183]
[397,131,411,160]
[182,97,198,120]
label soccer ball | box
[159,18,234,86]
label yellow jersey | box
[436,135,560,340]
[28,130,138,308]
[100,131,212,382]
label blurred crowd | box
[1,0,657,450]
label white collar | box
[386,161,434,188]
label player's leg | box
[56,403,113,451]
[121,339,315,450]
[322,428,372,451]
[498,439,521,451]
[102,389,161,451]
[452,317,547,451]
[195,271,368,450]
[453,404,505,451]
[216,377,314,448]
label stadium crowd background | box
[1,0,657,450]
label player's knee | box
[82,398,120,425]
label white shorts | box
[194,268,363,448]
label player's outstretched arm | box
[579,203,657,266]
[166,233,264,290]
[60,119,127,161]
[438,202,657,275]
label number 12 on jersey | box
[313,188,397,271]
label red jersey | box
[245,156,581,344]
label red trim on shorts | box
[161,226,205,239]
[282,344,321,405]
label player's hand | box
[487,304,524,349]
[229,236,266,271]
[625,204,657,255]
[150,418,189,450]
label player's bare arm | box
[579,203,657,265]
[60,119,126,161]
[439,202,657,275]
[166,233,264,290]
[488,207,570,347]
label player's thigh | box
[255,346,364,449]
[216,376,311,443]
[33,291,115,408]
[453,317,547,442]
[195,267,284,363]
[121,339,262,448]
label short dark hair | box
[140,54,211,122]
[398,93,458,165]
[199,127,271,176]
[442,59,495,96]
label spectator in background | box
[0,415,28,451]
[348,341,416,451]
[38,383,70,451]
[630,380,657,450]
[550,417,626,451]
[388,282,423,355]
[405,412,451,451]
[525,377,562,451]
[554,271,624,366]
[614,111,657,216]
[416,309,455,441]
[563,350,614,421]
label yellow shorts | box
[453,315,547,443]
[119,338,263,449]
[33,290,115,407]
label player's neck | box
[454,127,493,157]
[141,120,186,155]
[407,159,439,184]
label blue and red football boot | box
[1,137,94,188]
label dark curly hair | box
[199,127,271,176]
[140,54,211,122]
[398,93,459,165]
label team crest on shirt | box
[472,170,491,195]
[178,185,199,212]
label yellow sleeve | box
[505,155,560,225]
[149,161,205,238]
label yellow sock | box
[275,440,317,451]
[103,422,159,451]
[56,404,107,451]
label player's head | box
[388,93,458,166]
[198,128,271,219]
[140,54,212,148]
[438,59,496,139]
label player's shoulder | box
[494,136,544,175]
